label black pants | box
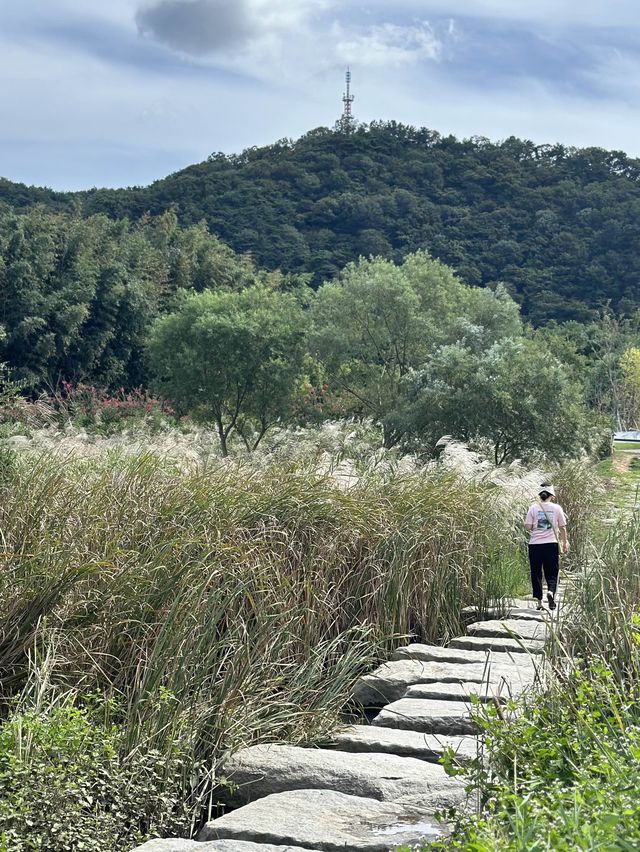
[528,543,559,600]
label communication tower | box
[340,68,355,132]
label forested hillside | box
[3,122,640,323]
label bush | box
[436,657,640,851]
[52,383,175,434]
[0,703,192,852]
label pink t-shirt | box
[525,501,567,545]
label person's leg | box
[542,543,560,609]
[529,544,544,607]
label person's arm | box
[524,506,535,534]
[558,525,569,553]
[557,506,569,553]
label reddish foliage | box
[55,382,174,424]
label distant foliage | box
[53,382,175,433]
[4,123,640,321]
[0,207,270,390]
[310,252,587,461]
[147,282,308,454]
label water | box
[375,819,443,838]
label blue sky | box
[2,0,640,190]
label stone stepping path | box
[137,842,317,852]
[372,697,478,735]
[132,603,548,852]
[466,618,548,641]
[404,681,518,701]
[220,743,466,811]
[199,789,447,851]
[390,643,540,666]
[330,724,478,763]
[354,655,538,706]
[463,600,548,622]
[448,635,544,654]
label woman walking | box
[524,484,569,611]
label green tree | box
[3,123,636,323]
[0,206,267,390]
[310,251,521,446]
[147,284,308,455]
[397,337,586,464]
[620,346,640,429]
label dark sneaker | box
[547,592,557,611]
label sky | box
[2,0,640,190]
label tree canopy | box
[396,337,587,464]
[147,284,308,454]
[310,251,522,446]
[4,123,640,322]
[0,207,260,389]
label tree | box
[147,284,308,455]
[0,206,267,390]
[396,337,586,464]
[310,251,522,446]
[310,256,425,443]
[4,123,638,322]
[620,347,640,429]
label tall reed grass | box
[0,447,531,836]
[434,462,640,851]
[562,512,640,678]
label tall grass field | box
[0,436,537,851]
[431,468,640,851]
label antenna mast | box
[340,67,355,132]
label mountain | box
[3,121,640,324]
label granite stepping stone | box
[463,599,547,621]
[132,841,318,852]
[448,636,544,654]
[220,743,465,811]
[507,607,550,621]
[372,698,478,736]
[330,724,479,763]
[403,680,519,702]
[199,789,449,851]
[466,619,549,641]
[354,658,537,706]
[390,644,536,667]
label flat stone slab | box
[221,744,465,810]
[404,680,521,702]
[508,607,550,621]
[132,841,317,852]
[373,698,478,736]
[448,636,544,654]
[466,619,548,641]
[330,724,479,763]
[200,789,448,851]
[463,601,554,622]
[390,644,536,667]
[354,658,536,706]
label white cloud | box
[363,0,640,29]
[247,0,333,30]
[334,21,444,67]
[3,0,640,190]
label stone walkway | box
[133,600,554,852]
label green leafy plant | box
[0,701,193,852]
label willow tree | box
[147,284,308,455]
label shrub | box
[0,702,192,852]
[53,383,175,434]
[435,657,640,851]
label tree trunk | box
[216,418,228,457]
